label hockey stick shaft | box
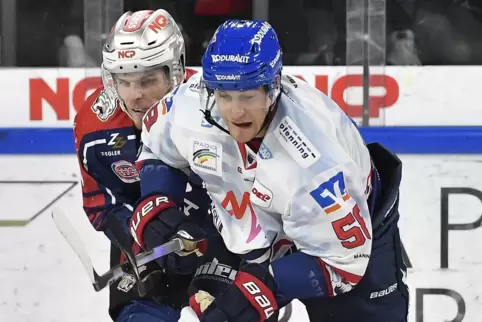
[92,238,184,291]
[52,209,185,292]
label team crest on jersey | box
[274,116,320,168]
[91,90,118,122]
[191,139,223,176]
[111,160,140,183]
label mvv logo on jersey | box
[310,171,351,214]
[191,139,223,176]
[275,116,320,168]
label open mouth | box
[232,122,252,128]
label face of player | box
[115,68,171,129]
[215,87,270,143]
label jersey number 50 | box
[332,204,371,249]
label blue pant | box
[115,300,180,322]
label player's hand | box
[129,193,207,274]
[198,263,279,322]
[190,290,215,317]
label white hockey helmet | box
[102,9,186,86]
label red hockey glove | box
[129,194,177,248]
[129,193,207,274]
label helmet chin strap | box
[200,90,231,135]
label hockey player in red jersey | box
[73,9,208,322]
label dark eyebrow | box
[141,72,157,79]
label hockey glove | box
[198,263,278,322]
[190,290,215,317]
[129,193,207,274]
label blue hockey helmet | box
[201,20,283,104]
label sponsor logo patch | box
[250,22,270,45]
[211,54,249,63]
[258,143,273,159]
[191,140,223,176]
[250,180,273,208]
[274,116,320,168]
[215,74,241,81]
[111,160,140,183]
[310,171,351,214]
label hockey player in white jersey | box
[131,20,409,322]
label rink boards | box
[0,66,481,129]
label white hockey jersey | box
[139,73,374,291]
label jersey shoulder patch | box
[273,115,320,168]
[75,87,131,138]
[91,89,119,122]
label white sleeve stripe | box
[127,135,136,140]
[105,187,116,205]
[245,248,272,264]
[82,139,107,170]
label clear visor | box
[101,65,174,113]
[199,77,278,114]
